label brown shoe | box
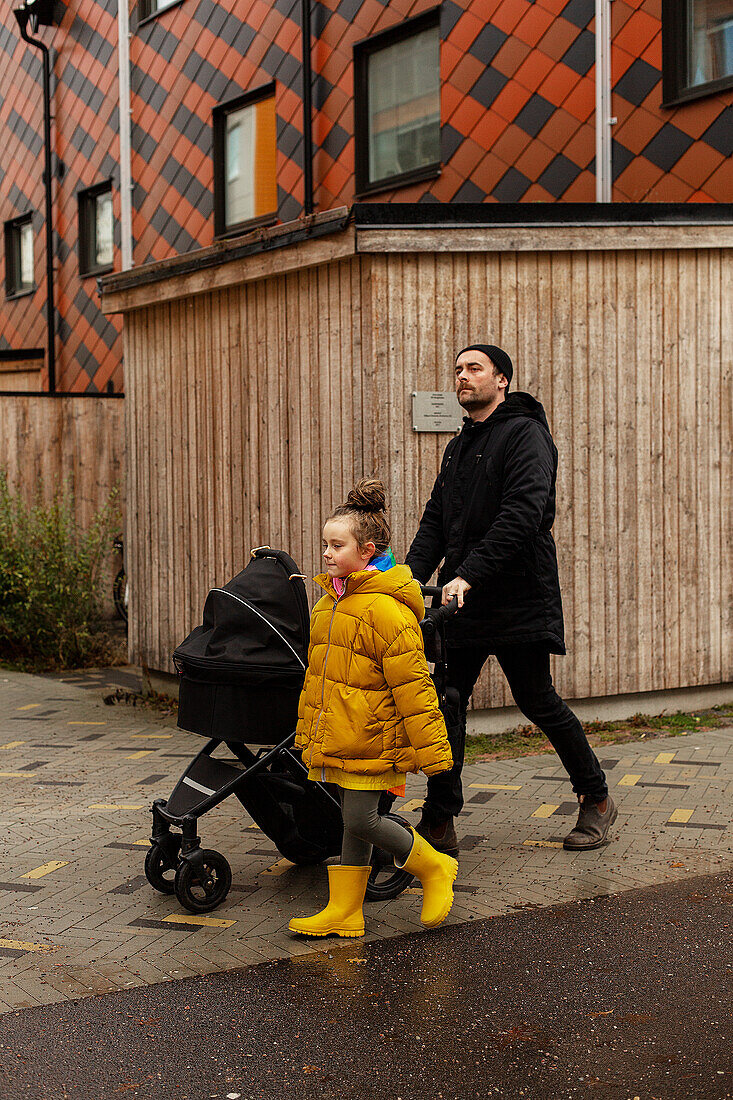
[417,813,459,856]
[563,795,618,851]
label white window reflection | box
[19,221,33,289]
[689,0,733,85]
[95,190,113,268]
[367,25,440,185]
[225,105,256,225]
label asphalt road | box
[1,871,731,1100]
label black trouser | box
[423,644,608,823]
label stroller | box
[143,547,458,914]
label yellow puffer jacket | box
[295,565,452,778]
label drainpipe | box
[14,8,56,391]
[595,0,615,202]
[117,0,133,269]
[301,0,314,216]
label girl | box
[289,478,458,938]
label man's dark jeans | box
[424,644,609,823]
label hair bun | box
[345,477,386,514]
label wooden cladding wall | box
[124,246,732,708]
[0,396,125,530]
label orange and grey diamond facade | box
[0,0,730,392]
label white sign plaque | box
[411,391,463,433]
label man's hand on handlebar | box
[442,577,472,608]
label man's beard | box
[458,387,486,409]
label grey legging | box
[339,789,413,866]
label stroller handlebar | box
[419,585,460,621]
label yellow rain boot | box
[401,827,458,928]
[288,864,371,938]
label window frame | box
[78,180,115,278]
[4,214,35,300]
[662,0,733,105]
[212,82,278,240]
[136,0,185,27]
[353,7,442,197]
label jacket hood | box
[316,565,425,622]
[490,391,551,432]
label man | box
[406,344,616,855]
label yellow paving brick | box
[130,733,172,740]
[397,798,424,812]
[125,750,154,759]
[469,783,523,791]
[618,774,642,786]
[67,721,107,726]
[17,704,41,711]
[523,839,563,849]
[21,861,70,880]
[668,808,694,823]
[261,858,294,876]
[162,914,236,929]
[89,803,145,810]
[0,938,52,952]
[134,839,151,846]
[531,804,559,818]
[655,752,676,765]
[0,741,26,749]
[0,771,36,778]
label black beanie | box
[456,344,513,384]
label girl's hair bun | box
[330,476,391,552]
[345,477,386,514]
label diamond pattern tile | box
[1,0,730,393]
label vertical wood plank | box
[720,248,733,681]
[677,250,698,688]
[616,251,639,696]
[602,250,619,697]
[662,250,681,689]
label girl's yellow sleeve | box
[381,623,453,776]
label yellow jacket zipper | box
[308,590,341,769]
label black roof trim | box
[0,391,124,398]
[0,348,44,362]
[352,202,733,227]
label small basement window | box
[213,84,278,237]
[663,0,733,103]
[4,215,34,298]
[79,182,114,276]
[354,10,441,195]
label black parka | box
[405,392,565,652]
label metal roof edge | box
[99,207,352,297]
[352,202,733,229]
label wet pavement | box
[0,868,731,1099]
[1,669,732,1016]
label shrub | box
[0,470,122,669]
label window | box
[354,10,441,195]
[213,84,277,237]
[663,0,733,102]
[138,0,182,22]
[79,182,114,276]
[4,215,34,297]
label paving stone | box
[1,669,732,1012]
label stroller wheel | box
[144,839,181,894]
[174,849,232,914]
[365,849,414,902]
[365,813,414,902]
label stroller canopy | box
[173,548,309,684]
